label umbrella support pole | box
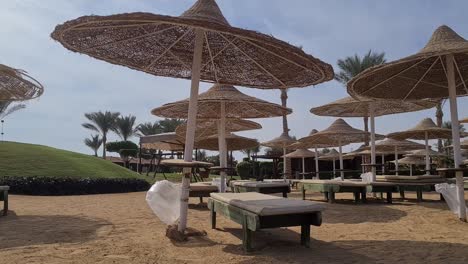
[302,157,305,179]
[339,140,344,180]
[394,146,399,176]
[332,157,336,178]
[283,147,287,180]
[446,54,466,221]
[370,109,376,181]
[218,102,227,193]
[179,29,205,233]
[425,132,430,175]
[314,147,319,179]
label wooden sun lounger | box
[0,186,9,216]
[189,182,218,203]
[231,181,291,197]
[208,192,325,252]
[300,180,401,204]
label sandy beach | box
[1,190,468,264]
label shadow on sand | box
[0,212,112,249]
[323,203,408,224]
[220,227,468,263]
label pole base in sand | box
[166,224,207,242]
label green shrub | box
[236,161,252,180]
[0,176,150,196]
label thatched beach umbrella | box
[175,118,261,141]
[460,118,468,124]
[299,119,384,180]
[406,149,447,158]
[153,84,290,192]
[292,129,336,179]
[282,148,316,179]
[387,118,465,174]
[140,132,185,151]
[261,132,297,179]
[372,138,425,175]
[348,25,468,220]
[51,0,333,233]
[311,96,437,179]
[195,133,259,151]
[0,64,44,101]
[391,157,429,176]
[318,149,350,177]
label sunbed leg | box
[3,190,7,216]
[210,203,216,229]
[361,189,367,203]
[199,197,203,204]
[282,192,287,198]
[323,192,328,201]
[328,192,335,203]
[379,192,384,199]
[386,192,392,204]
[353,192,360,203]
[399,188,405,199]
[242,215,252,252]
[440,194,444,201]
[417,188,423,202]
[300,225,310,248]
[302,187,306,200]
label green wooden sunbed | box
[231,181,291,197]
[208,192,325,252]
[189,182,218,204]
[0,186,9,216]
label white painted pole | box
[179,29,205,232]
[283,147,287,180]
[394,146,399,176]
[339,139,344,180]
[370,107,377,181]
[218,101,227,193]
[410,164,413,176]
[314,147,319,179]
[332,157,336,177]
[446,54,466,221]
[425,131,430,175]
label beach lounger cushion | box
[189,182,218,192]
[377,175,442,180]
[210,192,325,216]
[232,181,289,188]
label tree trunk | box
[102,134,107,159]
[94,150,98,157]
[363,117,369,146]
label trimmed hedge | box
[0,176,150,196]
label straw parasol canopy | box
[175,118,261,141]
[139,132,184,151]
[194,133,258,151]
[161,159,213,168]
[152,84,291,119]
[391,157,428,166]
[0,64,44,101]
[283,149,316,158]
[299,119,384,146]
[299,119,384,180]
[262,132,297,149]
[310,96,437,117]
[347,25,468,220]
[51,0,334,233]
[387,118,461,140]
[51,0,333,89]
[460,117,468,124]
[406,149,447,157]
[372,138,426,152]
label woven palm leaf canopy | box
[460,117,468,124]
[154,84,290,192]
[291,129,337,179]
[299,119,384,180]
[0,64,44,101]
[347,25,468,220]
[261,132,297,179]
[282,149,316,178]
[194,133,258,151]
[311,96,437,178]
[387,118,467,175]
[175,118,261,141]
[139,132,184,151]
[318,149,350,177]
[391,157,431,176]
[51,0,334,233]
[406,149,447,157]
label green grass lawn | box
[0,141,147,180]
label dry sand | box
[1,190,468,264]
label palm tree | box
[158,118,184,132]
[0,101,26,119]
[84,135,103,157]
[241,145,261,160]
[435,99,446,153]
[280,89,290,134]
[113,114,138,141]
[82,111,120,159]
[335,50,386,146]
[137,122,162,136]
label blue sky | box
[1,0,467,158]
